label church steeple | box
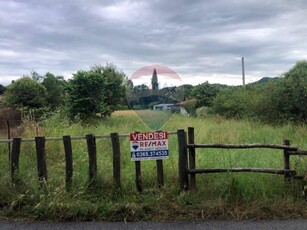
[151,68,158,90]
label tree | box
[125,78,134,96]
[30,70,44,82]
[65,64,125,121]
[133,84,149,93]
[280,61,307,122]
[191,82,220,108]
[4,77,47,110]
[41,72,66,109]
[92,64,126,113]
[176,84,193,100]
[126,84,150,109]
[255,61,307,123]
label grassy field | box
[0,110,306,221]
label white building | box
[153,103,175,111]
[153,103,189,116]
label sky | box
[0,0,307,86]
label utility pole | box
[242,57,245,87]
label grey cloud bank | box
[0,0,306,86]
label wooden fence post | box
[35,136,48,184]
[177,129,189,190]
[133,131,142,192]
[111,133,121,188]
[7,120,11,167]
[156,160,164,187]
[135,161,142,192]
[11,138,21,183]
[63,135,73,191]
[154,130,164,188]
[283,139,291,182]
[86,134,97,184]
[188,127,196,189]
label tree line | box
[0,61,306,124]
[165,61,306,124]
[0,64,126,122]
[210,61,307,124]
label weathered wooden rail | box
[2,131,177,191]
[1,127,306,192]
[177,127,307,190]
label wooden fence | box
[0,131,177,192]
[177,128,307,190]
[1,127,306,192]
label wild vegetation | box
[0,111,306,221]
[210,61,307,123]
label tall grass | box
[0,110,306,221]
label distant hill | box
[212,83,228,89]
[250,77,280,85]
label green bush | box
[65,64,125,122]
[281,61,307,122]
[211,87,247,119]
[191,82,220,108]
[4,77,47,110]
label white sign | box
[130,131,169,161]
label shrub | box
[3,77,47,114]
[65,64,125,122]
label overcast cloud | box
[0,0,306,86]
